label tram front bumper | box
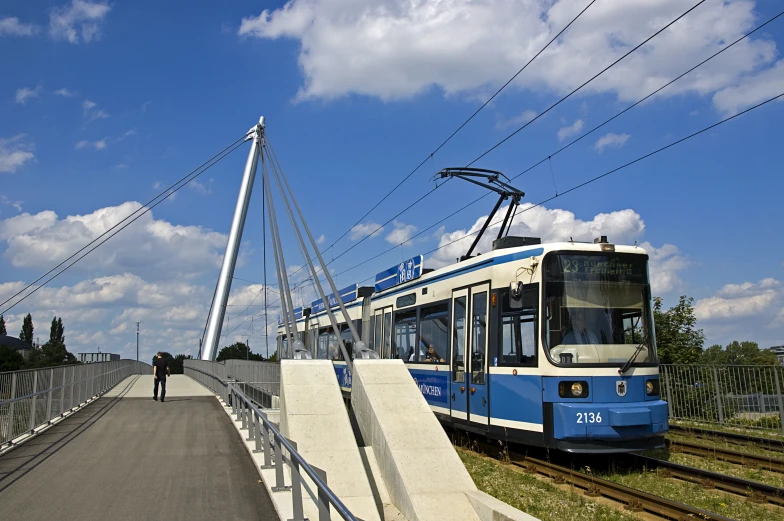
[551,400,668,441]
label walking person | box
[153,352,170,402]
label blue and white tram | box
[277,236,667,452]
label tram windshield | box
[544,253,657,366]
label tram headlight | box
[558,381,589,398]
[646,379,660,396]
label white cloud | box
[115,129,136,141]
[594,132,630,152]
[75,139,107,150]
[712,59,784,115]
[497,110,537,130]
[50,0,111,44]
[385,221,417,246]
[640,242,689,295]
[53,88,76,97]
[0,17,39,37]
[0,274,210,359]
[0,195,24,213]
[237,0,778,109]
[316,234,326,245]
[695,278,781,321]
[188,178,212,195]
[0,202,231,281]
[557,119,583,141]
[429,203,646,268]
[0,135,35,173]
[15,86,42,104]
[350,222,384,241]
[82,99,110,123]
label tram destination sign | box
[311,284,359,314]
[375,255,424,292]
[550,254,647,282]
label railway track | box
[669,424,784,454]
[466,438,735,521]
[667,437,784,474]
[627,452,784,507]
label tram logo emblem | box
[616,380,627,397]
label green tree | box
[653,296,705,364]
[169,354,191,374]
[268,351,278,363]
[700,340,777,365]
[0,345,25,371]
[216,342,265,362]
[19,313,34,346]
[0,314,6,335]
[41,316,76,366]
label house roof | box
[0,335,32,351]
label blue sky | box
[1,0,783,359]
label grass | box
[671,419,784,439]
[600,464,782,521]
[668,431,784,459]
[457,447,641,521]
[647,449,784,490]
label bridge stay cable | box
[0,136,249,316]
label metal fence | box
[661,364,784,432]
[224,359,280,397]
[185,359,280,408]
[0,360,151,446]
[183,360,359,521]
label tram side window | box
[383,311,393,359]
[419,303,448,363]
[318,329,338,360]
[279,335,288,359]
[471,291,488,385]
[338,320,362,360]
[498,287,538,366]
[374,316,383,357]
[394,310,417,361]
[368,315,376,351]
[453,297,466,382]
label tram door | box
[451,285,490,424]
[372,307,393,358]
[450,289,468,420]
[467,284,490,425]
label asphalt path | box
[0,376,278,521]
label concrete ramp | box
[279,360,382,521]
[351,359,538,521]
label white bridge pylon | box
[200,117,370,363]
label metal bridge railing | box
[0,360,151,447]
[224,359,280,397]
[661,364,784,433]
[184,360,359,521]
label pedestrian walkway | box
[0,374,278,521]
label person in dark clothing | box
[153,352,170,402]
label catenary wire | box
[293,7,783,286]
[276,0,598,279]
[1,137,249,315]
[0,134,249,311]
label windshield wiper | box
[619,338,647,375]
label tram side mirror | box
[509,281,524,309]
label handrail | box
[1,360,151,447]
[184,361,360,521]
[0,365,133,407]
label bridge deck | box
[0,375,278,521]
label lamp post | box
[136,321,140,361]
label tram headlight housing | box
[646,379,660,396]
[558,381,589,398]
